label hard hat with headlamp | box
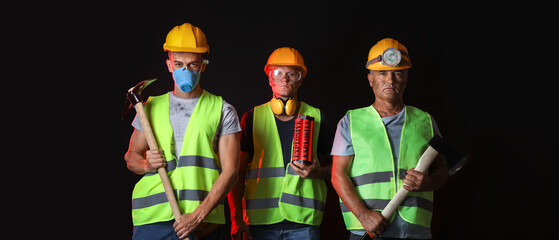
[366,38,411,70]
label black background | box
[58,2,555,239]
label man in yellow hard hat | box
[331,38,448,240]
[125,23,241,240]
[228,47,334,240]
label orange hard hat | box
[264,47,307,78]
[366,38,411,70]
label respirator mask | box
[172,59,208,93]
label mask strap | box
[201,59,209,72]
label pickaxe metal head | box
[428,135,468,175]
[121,78,157,120]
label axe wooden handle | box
[133,103,183,220]
[380,146,439,219]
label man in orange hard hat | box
[228,47,334,240]
[125,23,241,240]
[331,38,448,239]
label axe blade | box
[121,78,157,120]
[448,154,468,175]
[428,135,468,176]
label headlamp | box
[366,47,403,67]
[380,48,401,67]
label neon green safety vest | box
[131,91,224,226]
[340,105,434,229]
[244,101,327,226]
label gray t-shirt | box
[331,106,440,239]
[132,92,241,159]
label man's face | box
[268,65,303,98]
[367,69,408,102]
[166,51,204,73]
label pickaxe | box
[122,79,187,239]
[360,135,468,240]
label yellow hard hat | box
[163,23,209,53]
[366,38,411,70]
[264,47,307,78]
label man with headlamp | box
[331,38,448,239]
[125,23,241,240]
[228,47,334,240]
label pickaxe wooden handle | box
[133,101,183,220]
[122,79,187,239]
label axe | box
[360,135,468,240]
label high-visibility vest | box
[244,101,327,226]
[131,91,224,226]
[340,105,434,229]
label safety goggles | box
[270,69,302,81]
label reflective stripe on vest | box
[340,105,434,229]
[244,101,327,226]
[144,155,221,177]
[131,91,224,226]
